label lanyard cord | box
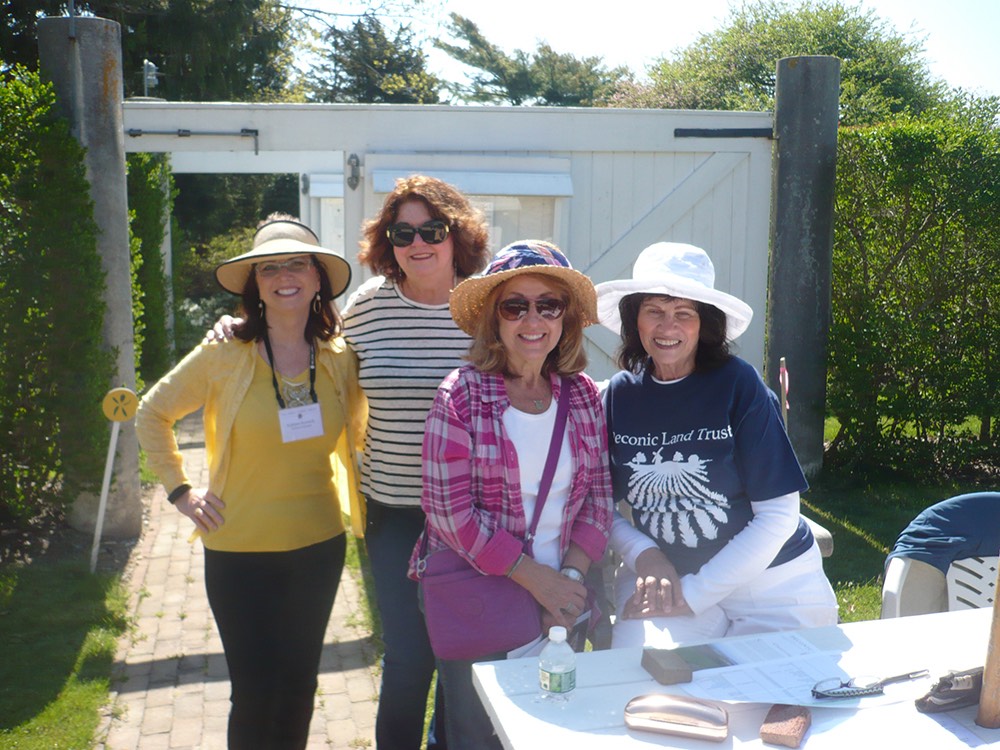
[261,333,317,409]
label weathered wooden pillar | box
[765,55,840,479]
[38,16,141,538]
[977,568,1000,727]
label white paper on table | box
[665,631,933,708]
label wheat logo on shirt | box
[625,449,731,548]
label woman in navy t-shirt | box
[596,242,837,648]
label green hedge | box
[0,68,114,523]
[127,152,174,385]
[828,117,1000,477]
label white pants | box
[611,542,838,649]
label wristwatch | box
[560,566,585,583]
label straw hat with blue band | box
[448,239,599,335]
[215,222,352,298]
[595,242,753,341]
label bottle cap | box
[549,625,567,642]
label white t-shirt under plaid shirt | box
[341,276,472,508]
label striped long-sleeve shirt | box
[342,276,472,508]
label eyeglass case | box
[624,693,729,742]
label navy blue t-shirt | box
[886,493,1000,574]
[605,357,811,577]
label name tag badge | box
[278,402,324,443]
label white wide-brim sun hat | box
[595,242,753,340]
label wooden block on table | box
[759,703,811,748]
[640,648,693,685]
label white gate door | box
[575,144,773,381]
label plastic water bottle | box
[539,625,576,701]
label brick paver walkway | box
[95,411,380,749]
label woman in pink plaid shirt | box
[410,240,613,750]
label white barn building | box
[123,102,774,382]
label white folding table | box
[473,608,1000,749]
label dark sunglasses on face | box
[497,298,568,321]
[386,220,450,247]
[255,257,313,277]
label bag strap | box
[524,379,570,550]
[418,377,571,571]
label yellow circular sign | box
[102,387,139,422]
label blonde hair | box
[465,275,588,377]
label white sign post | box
[90,387,138,573]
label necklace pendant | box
[533,399,544,411]
[281,378,312,408]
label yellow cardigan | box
[135,337,369,539]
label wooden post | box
[765,55,840,479]
[976,567,1000,727]
[38,16,142,538]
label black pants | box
[204,535,345,750]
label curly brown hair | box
[359,175,491,281]
[465,275,588,378]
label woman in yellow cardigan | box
[136,218,367,750]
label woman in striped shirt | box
[343,176,491,750]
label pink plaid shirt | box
[410,365,612,579]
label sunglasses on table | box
[386,220,450,247]
[811,669,928,699]
[497,298,568,321]
[255,257,313,277]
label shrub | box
[828,117,1000,477]
[0,67,114,522]
[127,152,174,384]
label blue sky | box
[423,0,999,98]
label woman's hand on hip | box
[175,489,226,533]
[510,555,587,630]
[624,547,689,619]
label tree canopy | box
[108,0,298,101]
[3,0,298,101]
[306,12,440,103]
[435,13,629,106]
[2,0,64,73]
[612,0,944,125]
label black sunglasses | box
[497,298,568,321]
[386,220,450,247]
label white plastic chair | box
[881,555,999,618]
[946,556,998,610]
[881,556,948,618]
[880,493,1000,619]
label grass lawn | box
[802,475,973,622]
[0,558,131,750]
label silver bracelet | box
[506,553,525,578]
[560,566,585,583]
